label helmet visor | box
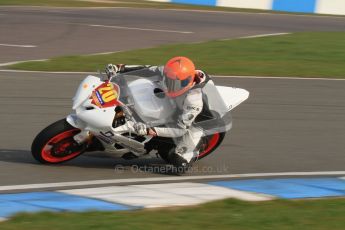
[163,75,192,95]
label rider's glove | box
[105,64,118,78]
[133,122,148,136]
[105,64,126,78]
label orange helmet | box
[163,56,196,98]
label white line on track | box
[1,171,345,192]
[0,69,343,81]
[0,43,36,48]
[0,69,94,74]
[219,32,291,42]
[214,75,345,81]
[86,24,194,34]
[239,33,291,39]
[0,59,48,67]
[84,51,119,56]
[219,32,290,41]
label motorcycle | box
[31,67,249,168]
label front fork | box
[66,114,92,144]
[66,114,105,152]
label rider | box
[106,57,208,168]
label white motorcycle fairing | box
[68,75,132,156]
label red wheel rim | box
[41,129,81,163]
[198,133,220,158]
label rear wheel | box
[156,132,225,163]
[31,119,85,164]
[197,132,225,160]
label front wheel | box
[31,119,85,164]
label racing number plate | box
[91,81,122,108]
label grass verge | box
[8,32,345,78]
[1,198,345,229]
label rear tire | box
[156,132,225,164]
[197,132,225,160]
[31,119,85,164]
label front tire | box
[31,119,85,164]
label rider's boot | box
[167,147,194,174]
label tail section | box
[216,86,249,111]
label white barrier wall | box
[316,0,345,15]
[149,0,345,15]
[217,0,272,10]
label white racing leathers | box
[112,65,205,162]
[153,87,204,162]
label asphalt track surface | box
[0,7,345,190]
[0,71,344,188]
